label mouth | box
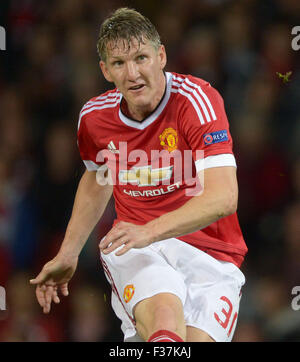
[128,84,146,93]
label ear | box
[99,60,113,82]
[158,45,167,70]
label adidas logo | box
[107,140,119,154]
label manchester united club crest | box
[123,284,135,303]
[159,127,178,152]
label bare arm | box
[148,166,238,241]
[59,169,113,258]
[100,166,238,255]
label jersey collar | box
[118,72,172,130]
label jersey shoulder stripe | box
[171,85,206,125]
[81,89,121,111]
[78,90,121,130]
[171,73,217,125]
[81,93,121,113]
[84,89,121,108]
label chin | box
[130,96,150,107]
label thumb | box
[29,271,49,285]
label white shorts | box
[100,237,245,342]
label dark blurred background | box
[0,0,299,342]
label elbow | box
[219,191,238,218]
[225,192,238,216]
[225,198,238,216]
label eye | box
[112,60,123,66]
[137,54,147,62]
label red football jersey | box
[77,72,248,267]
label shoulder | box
[171,71,211,88]
[170,72,222,125]
[78,88,121,130]
[170,71,223,103]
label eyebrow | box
[108,48,148,60]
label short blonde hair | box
[97,8,161,62]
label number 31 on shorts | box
[214,296,238,338]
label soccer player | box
[30,8,248,342]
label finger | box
[102,238,127,255]
[43,287,52,313]
[43,286,54,313]
[36,286,46,308]
[99,232,125,250]
[60,283,69,297]
[115,242,134,256]
[100,229,126,249]
[52,288,60,304]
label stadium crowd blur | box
[0,0,299,342]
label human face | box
[100,38,167,120]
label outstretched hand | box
[29,255,78,314]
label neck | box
[122,72,166,121]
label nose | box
[125,61,139,81]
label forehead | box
[105,37,155,59]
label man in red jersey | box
[30,8,247,342]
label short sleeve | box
[77,111,102,171]
[180,79,236,171]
